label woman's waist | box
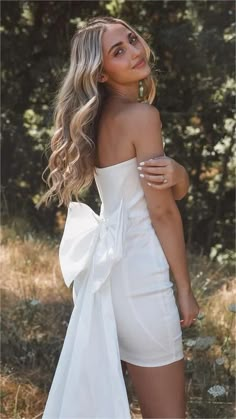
[125,214,169,269]
[127,209,153,232]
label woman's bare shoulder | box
[126,102,159,115]
[126,102,164,162]
[119,102,162,131]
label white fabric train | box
[42,198,131,419]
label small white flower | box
[195,336,216,350]
[185,339,196,347]
[228,303,236,313]
[29,299,40,306]
[215,357,225,366]
[208,385,226,398]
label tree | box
[1,0,235,256]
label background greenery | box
[1,0,235,259]
[1,2,235,418]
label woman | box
[39,16,199,419]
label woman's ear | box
[98,73,108,83]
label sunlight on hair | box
[37,17,157,209]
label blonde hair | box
[37,16,157,209]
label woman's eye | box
[113,35,138,56]
[130,35,138,44]
[114,48,124,56]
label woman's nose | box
[129,44,140,59]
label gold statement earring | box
[138,80,144,102]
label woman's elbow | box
[173,189,187,201]
[149,202,179,222]
[172,181,190,201]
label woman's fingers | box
[138,158,170,169]
[139,173,168,184]
[147,182,170,189]
[137,156,180,188]
[138,170,173,187]
[180,307,201,328]
[180,318,197,328]
[138,166,167,175]
[139,156,171,166]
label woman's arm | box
[151,206,200,328]
[130,103,199,327]
[172,164,189,200]
[137,155,190,200]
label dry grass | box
[0,224,235,419]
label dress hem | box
[120,352,184,367]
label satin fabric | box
[42,156,183,418]
[42,199,131,418]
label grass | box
[0,223,235,419]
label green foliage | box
[1,0,235,255]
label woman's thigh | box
[121,360,127,376]
[114,284,184,366]
[125,358,186,419]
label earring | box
[98,73,105,83]
[138,80,144,102]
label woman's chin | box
[135,64,151,79]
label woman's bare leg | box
[121,360,127,376]
[125,358,186,419]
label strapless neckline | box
[95,156,137,171]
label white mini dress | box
[42,156,184,419]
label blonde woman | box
[39,16,199,419]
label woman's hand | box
[137,155,189,200]
[176,288,200,328]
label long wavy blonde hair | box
[37,16,157,209]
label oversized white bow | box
[42,198,131,419]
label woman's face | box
[101,23,151,86]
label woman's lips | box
[133,58,146,69]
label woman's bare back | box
[95,99,137,168]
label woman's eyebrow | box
[108,32,132,54]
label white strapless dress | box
[42,156,184,419]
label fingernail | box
[139,162,145,166]
[147,182,152,186]
[139,173,145,178]
[137,166,142,171]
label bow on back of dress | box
[42,198,131,419]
